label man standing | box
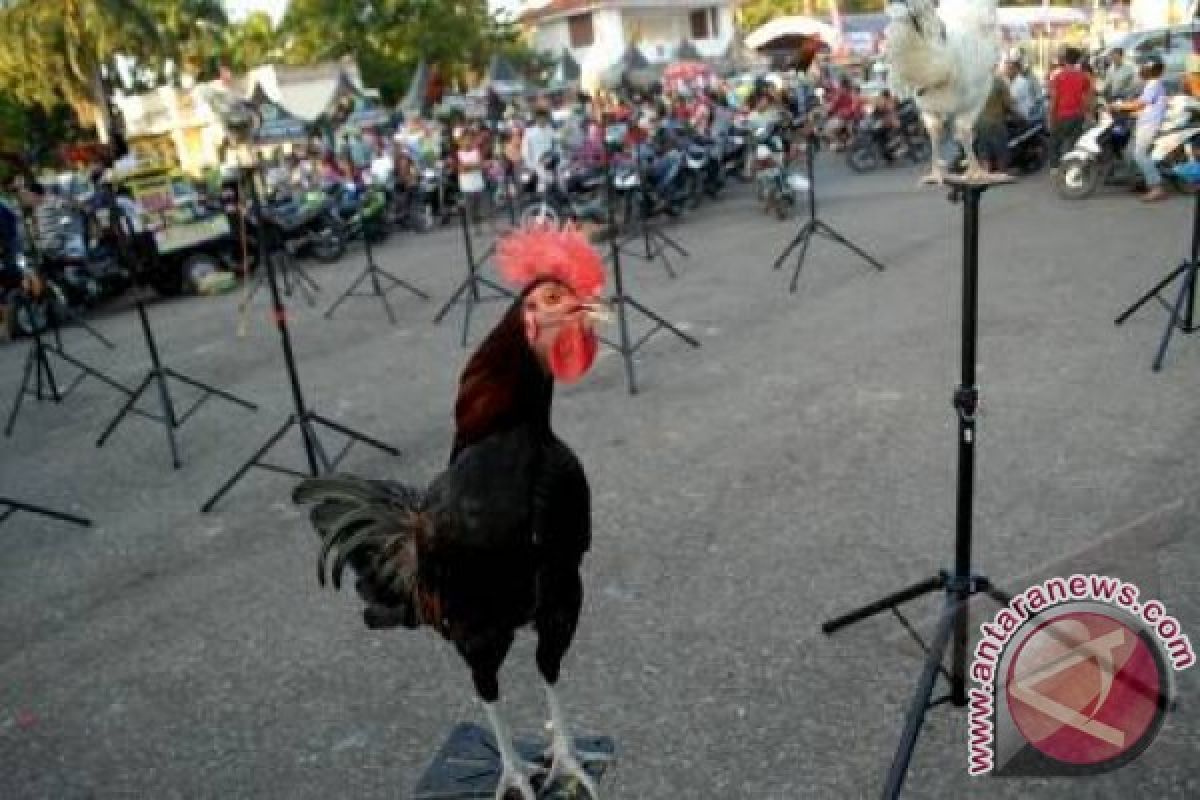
[1103,47,1138,101]
[1114,54,1170,203]
[521,108,556,190]
[1002,50,1039,119]
[1047,47,1093,170]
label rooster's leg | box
[540,682,600,798]
[482,701,537,800]
[957,119,1011,184]
[466,636,534,800]
[920,114,945,185]
[532,569,599,797]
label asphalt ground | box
[1,158,1197,799]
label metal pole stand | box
[772,132,886,293]
[202,165,400,513]
[414,723,615,800]
[0,496,91,528]
[820,179,1010,799]
[1114,191,1200,371]
[95,300,258,469]
[432,201,514,347]
[600,152,700,396]
[238,216,321,311]
[325,223,429,324]
[5,297,133,437]
[615,154,688,279]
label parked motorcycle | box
[753,122,809,220]
[39,207,129,307]
[519,150,608,227]
[846,99,930,173]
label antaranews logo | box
[967,574,1194,777]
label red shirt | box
[1049,67,1091,122]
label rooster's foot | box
[920,172,945,186]
[542,749,599,799]
[495,767,537,800]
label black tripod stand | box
[238,221,321,310]
[614,154,688,279]
[432,200,514,347]
[1114,192,1200,371]
[5,296,133,437]
[821,180,1010,799]
[600,148,700,395]
[325,223,429,323]
[202,164,400,512]
[773,132,885,293]
[95,299,258,468]
[0,496,91,528]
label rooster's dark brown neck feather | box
[450,299,553,462]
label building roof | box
[519,0,737,25]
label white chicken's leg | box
[921,113,946,185]
[957,117,1011,184]
[484,702,536,800]
[541,683,600,798]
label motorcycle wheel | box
[311,227,346,263]
[413,202,437,233]
[907,136,932,164]
[1057,157,1102,200]
[684,172,702,210]
[181,253,222,294]
[520,201,561,228]
[775,193,794,221]
[846,142,880,173]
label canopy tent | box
[249,86,309,144]
[745,16,842,53]
[600,45,660,91]
[547,49,581,89]
[399,60,430,115]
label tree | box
[141,0,229,83]
[0,0,162,142]
[222,11,283,74]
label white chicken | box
[884,0,1006,184]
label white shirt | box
[521,124,555,171]
[1008,73,1038,118]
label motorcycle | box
[753,122,809,220]
[681,132,727,210]
[39,207,129,308]
[846,98,930,173]
[519,150,608,227]
[241,191,346,265]
[1056,96,1200,199]
[1006,103,1050,175]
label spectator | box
[1002,51,1039,119]
[975,74,1017,174]
[1113,54,1169,203]
[1103,48,1138,101]
[1047,47,1093,170]
[15,180,63,257]
[1187,53,1200,99]
[521,108,556,189]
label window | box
[568,13,594,48]
[690,8,720,40]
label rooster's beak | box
[581,302,613,324]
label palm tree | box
[0,0,161,143]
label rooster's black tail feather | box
[293,476,428,623]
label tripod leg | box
[772,221,814,271]
[164,369,257,411]
[610,297,639,396]
[624,296,701,348]
[58,305,116,349]
[95,373,153,449]
[654,227,689,259]
[432,280,473,325]
[151,367,182,469]
[310,412,401,457]
[50,349,132,397]
[201,415,298,512]
[1115,262,1189,326]
[37,342,64,403]
[881,598,957,800]
[324,266,372,319]
[821,576,944,634]
[377,269,430,300]
[817,221,887,272]
[0,498,91,527]
[461,285,474,348]
[369,268,397,325]
[789,227,814,294]
[1153,263,1195,371]
[5,346,38,436]
[298,414,332,474]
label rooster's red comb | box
[496,224,606,300]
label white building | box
[518,0,739,87]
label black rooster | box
[294,227,608,799]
